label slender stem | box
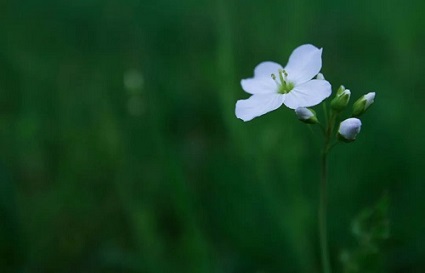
[328,141,339,153]
[319,110,336,273]
[319,149,331,273]
[322,102,329,124]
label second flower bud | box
[295,107,319,124]
[331,85,351,112]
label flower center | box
[271,69,294,94]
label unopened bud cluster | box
[336,91,375,142]
[294,77,376,143]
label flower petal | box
[235,93,285,121]
[240,62,283,94]
[284,44,323,85]
[241,77,277,94]
[364,92,376,108]
[253,61,283,77]
[283,80,331,109]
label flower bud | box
[295,107,318,124]
[352,92,376,117]
[336,85,346,96]
[331,87,351,112]
[316,73,325,80]
[338,118,362,142]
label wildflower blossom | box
[235,44,332,121]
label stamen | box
[278,69,286,89]
[271,73,280,86]
[273,69,294,94]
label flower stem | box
[319,110,335,273]
[319,149,331,273]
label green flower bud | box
[352,92,376,117]
[295,107,319,124]
[331,87,351,112]
[336,85,346,96]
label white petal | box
[284,44,323,85]
[283,80,331,109]
[241,77,277,94]
[235,93,285,122]
[364,92,376,108]
[253,61,283,77]
[240,61,283,94]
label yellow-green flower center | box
[271,69,294,94]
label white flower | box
[338,118,362,142]
[235,44,332,121]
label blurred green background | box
[1,0,425,272]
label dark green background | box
[1,0,424,272]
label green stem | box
[322,102,329,124]
[319,110,336,273]
[319,149,331,273]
